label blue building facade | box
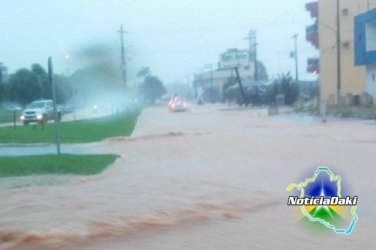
[355,8,376,65]
[355,8,376,102]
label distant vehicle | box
[168,96,188,112]
[20,100,62,125]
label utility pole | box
[245,30,258,82]
[234,67,248,106]
[48,57,61,155]
[336,0,342,106]
[118,25,127,88]
[292,34,299,81]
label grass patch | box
[0,111,139,144]
[0,154,118,178]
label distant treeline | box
[0,62,167,107]
[0,63,74,106]
[223,73,318,106]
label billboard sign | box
[219,49,249,69]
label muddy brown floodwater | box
[1,105,376,249]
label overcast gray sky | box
[0,0,317,84]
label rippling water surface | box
[1,106,376,249]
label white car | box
[20,100,62,125]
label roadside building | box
[194,48,256,102]
[312,0,376,105]
[355,7,376,104]
[306,1,319,75]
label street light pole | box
[48,57,61,155]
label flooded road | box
[1,105,376,249]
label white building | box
[194,48,256,101]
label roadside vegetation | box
[0,63,73,106]
[0,62,166,112]
[0,111,139,144]
[137,67,166,104]
[221,72,308,106]
[0,154,118,178]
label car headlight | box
[20,115,25,120]
[36,114,43,120]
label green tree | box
[222,77,238,101]
[0,84,6,103]
[140,76,165,104]
[279,73,299,105]
[8,68,43,105]
[31,64,50,99]
[0,63,7,102]
[264,82,279,104]
[137,67,151,78]
[0,63,7,84]
[2,64,73,105]
[263,73,299,105]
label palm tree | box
[137,67,151,78]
